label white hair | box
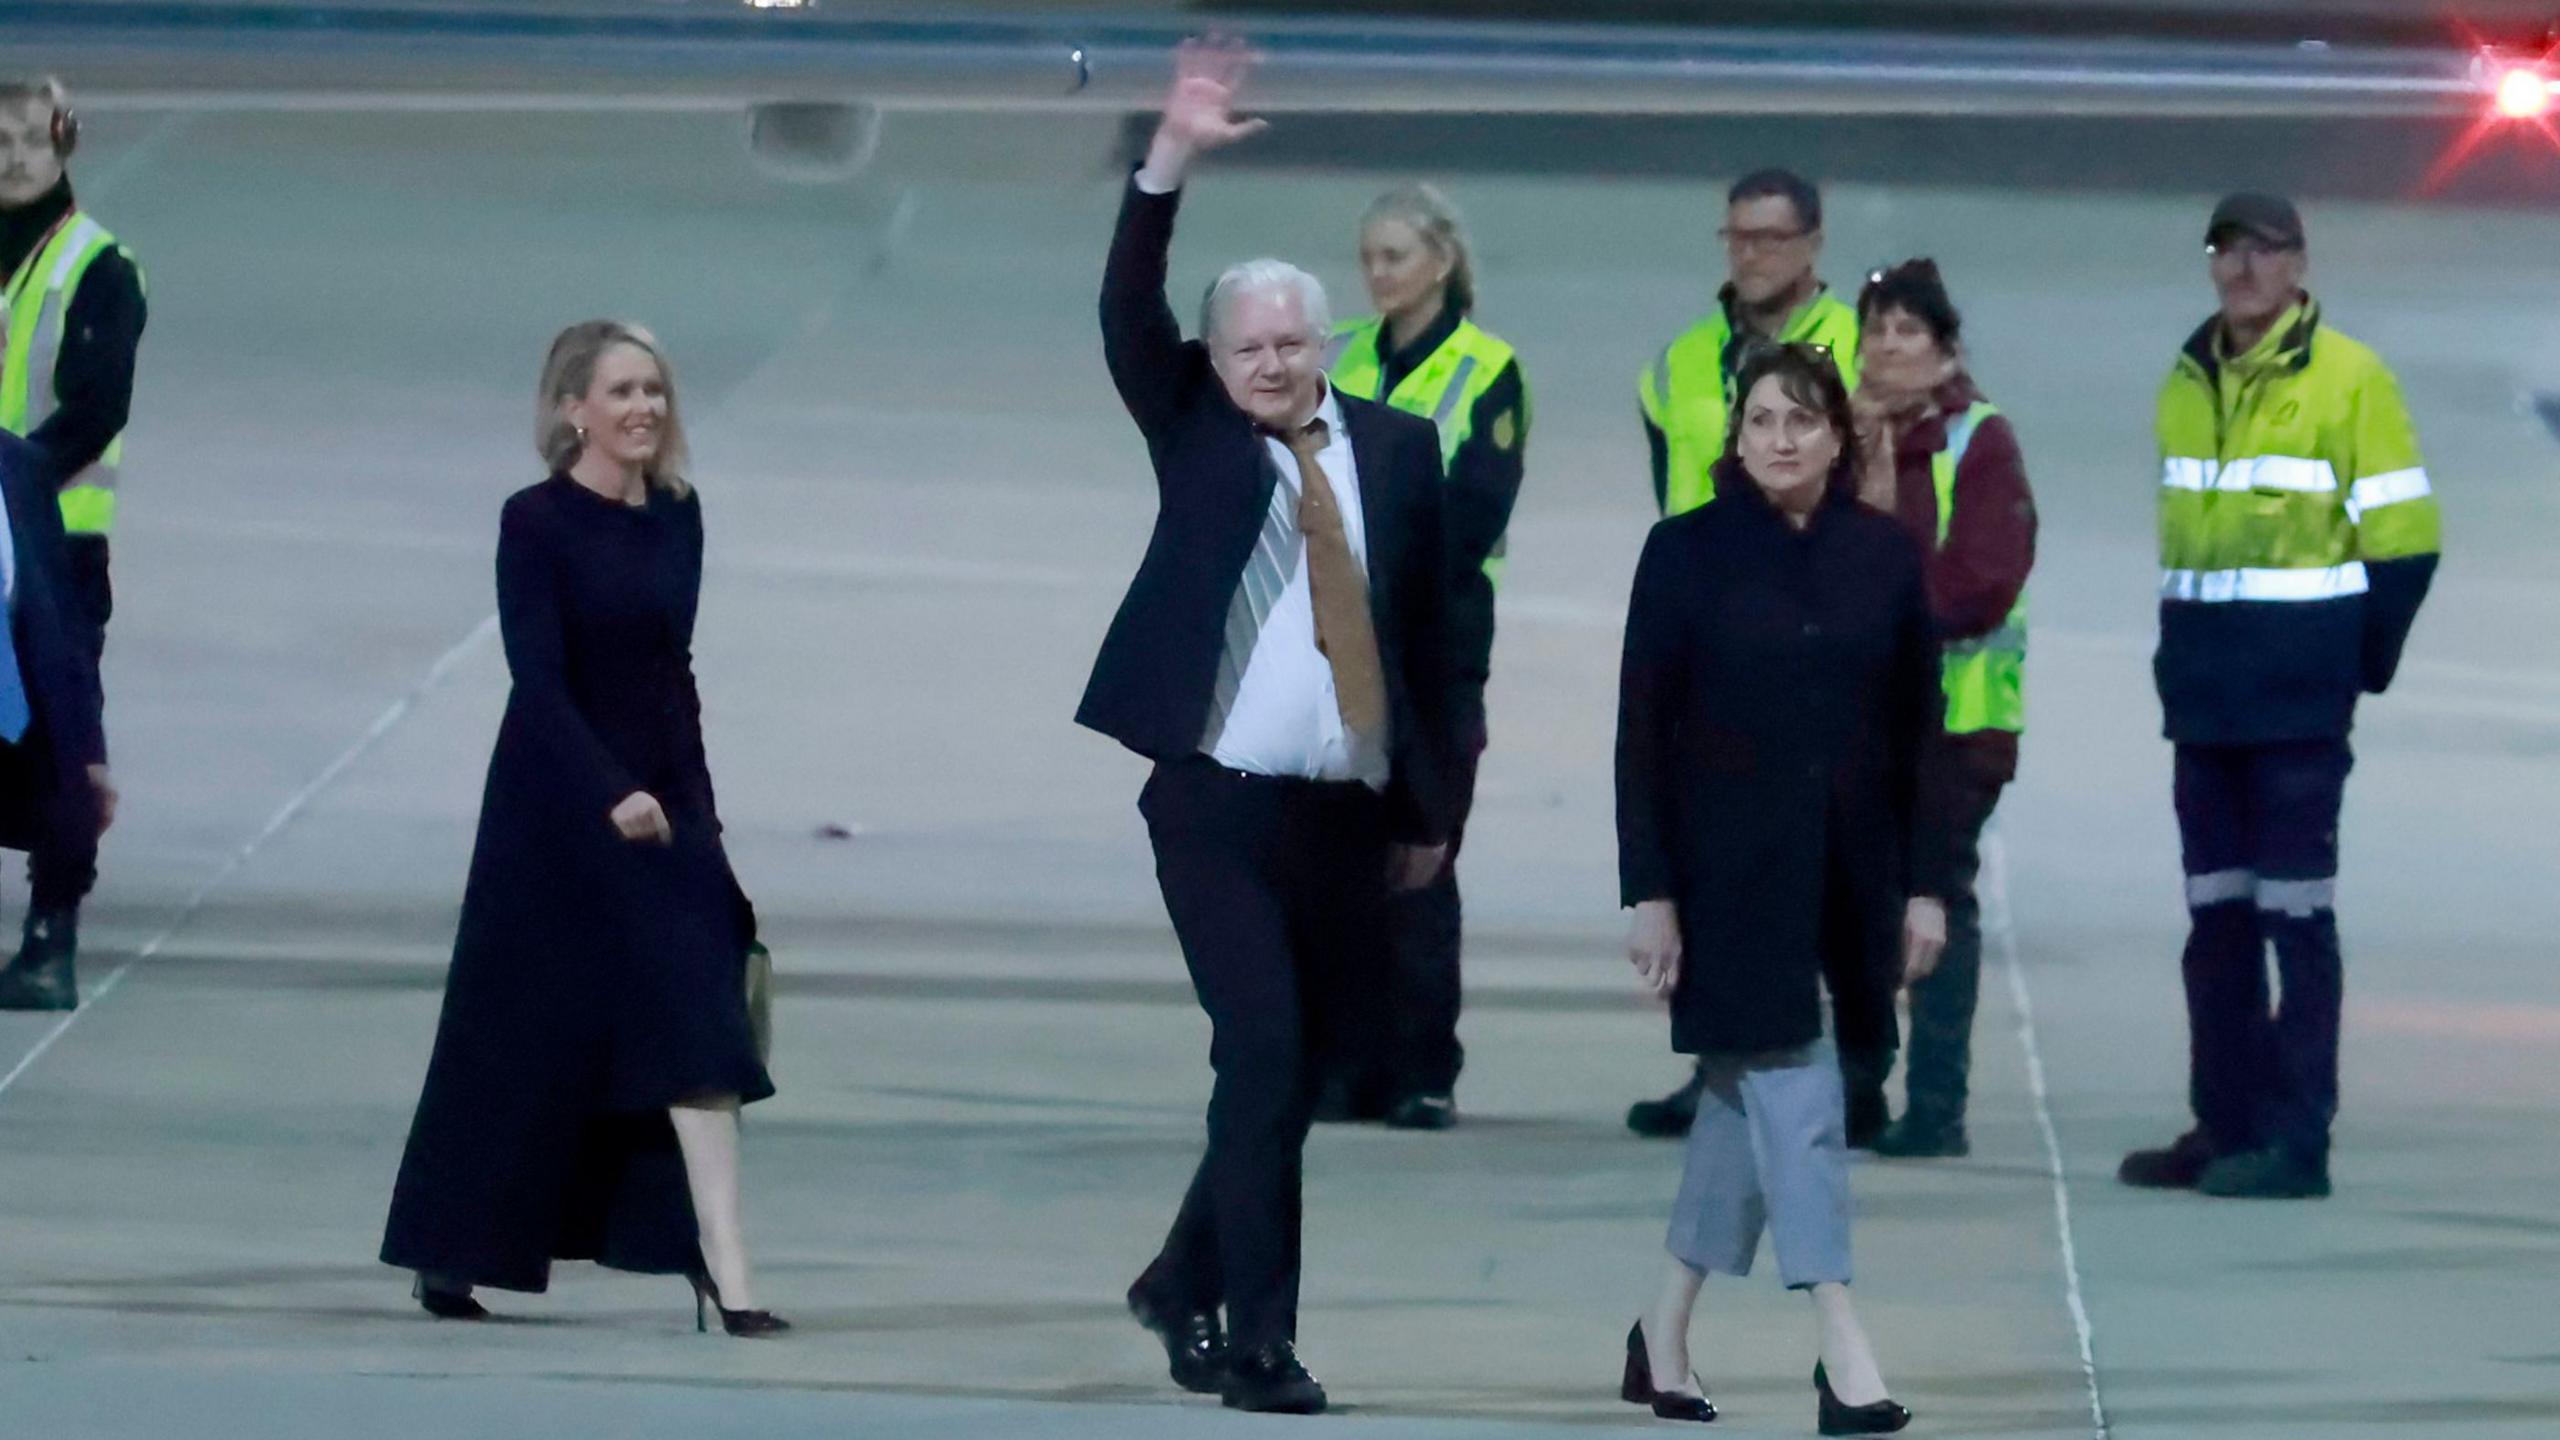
[0,76,71,118]
[1200,258,1331,344]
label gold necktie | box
[1278,419,1388,739]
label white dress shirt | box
[0,474,16,609]
[1205,383,1392,789]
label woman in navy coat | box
[381,322,783,1337]
[1614,344,1948,1433]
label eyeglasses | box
[1720,226,1810,255]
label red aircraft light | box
[2493,63,2555,119]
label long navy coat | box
[1616,467,1949,1057]
[382,475,770,1293]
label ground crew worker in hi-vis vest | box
[2118,194,2439,1201]
[1322,182,1527,1132]
[0,76,145,1011]
[1848,259,2038,1162]
[1626,168,1867,1141]
[1637,168,1861,521]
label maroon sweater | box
[1883,376,2038,777]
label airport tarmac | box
[1,98,2556,1439]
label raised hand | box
[1163,36,1268,150]
[1140,37,1268,189]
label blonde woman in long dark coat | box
[381,321,784,1338]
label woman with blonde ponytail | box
[1320,183,1530,1132]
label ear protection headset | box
[45,79,79,159]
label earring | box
[574,424,589,445]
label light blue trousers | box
[1666,1038,1853,1289]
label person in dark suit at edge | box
[1091,39,1457,1417]
[0,428,114,1011]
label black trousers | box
[1897,751,2012,1127]
[6,535,111,915]
[1138,756,1389,1348]
[0,727,100,913]
[64,535,112,673]
[1378,738,1478,1097]
[2174,739,2352,1162]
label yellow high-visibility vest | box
[2,212,136,534]
[1331,314,1526,585]
[1933,401,2027,735]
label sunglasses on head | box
[1736,338,1833,367]
[1864,257,1942,286]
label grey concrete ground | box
[1,100,2556,1439]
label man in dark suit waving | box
[0,429,114,1011]
[1090,39,1455,1417]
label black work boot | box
[2198,1144,2331,1200]
[2118,1129,2220,1190]
[1870,1109,1970,1159]
[0,908,79,1012]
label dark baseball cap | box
[2206,192,2305,250]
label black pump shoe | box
[411,1274,489,1321]
[690,1272,791,1337]
[1621,1321,1718,1423]
[1815,1362,1911,1435]
[1127,1280,1230,1394]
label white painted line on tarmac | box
[1982,824,2112,1440]
[0,615,500,1106]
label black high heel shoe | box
[1815,1361,1911,1435]
[689,1272,791,1338]
[1621,1320,1718,1423]
[412,1274,489,1321]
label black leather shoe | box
[2197,1145,2330,1199]
[1627,1067,1704,1139]
[1222,1341,1326,1414]
[1383,1093,1457,1131]
[0,909,78,1012]
[2118,1129,2218,1189]
[1621,1320,1718,1423]
[1870,1114,1969,1159]
[1127,1281,1228,1394]
[1815,1362,1911,1435]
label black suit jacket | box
[0,432,107,804]
[1080,179,1454,844]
